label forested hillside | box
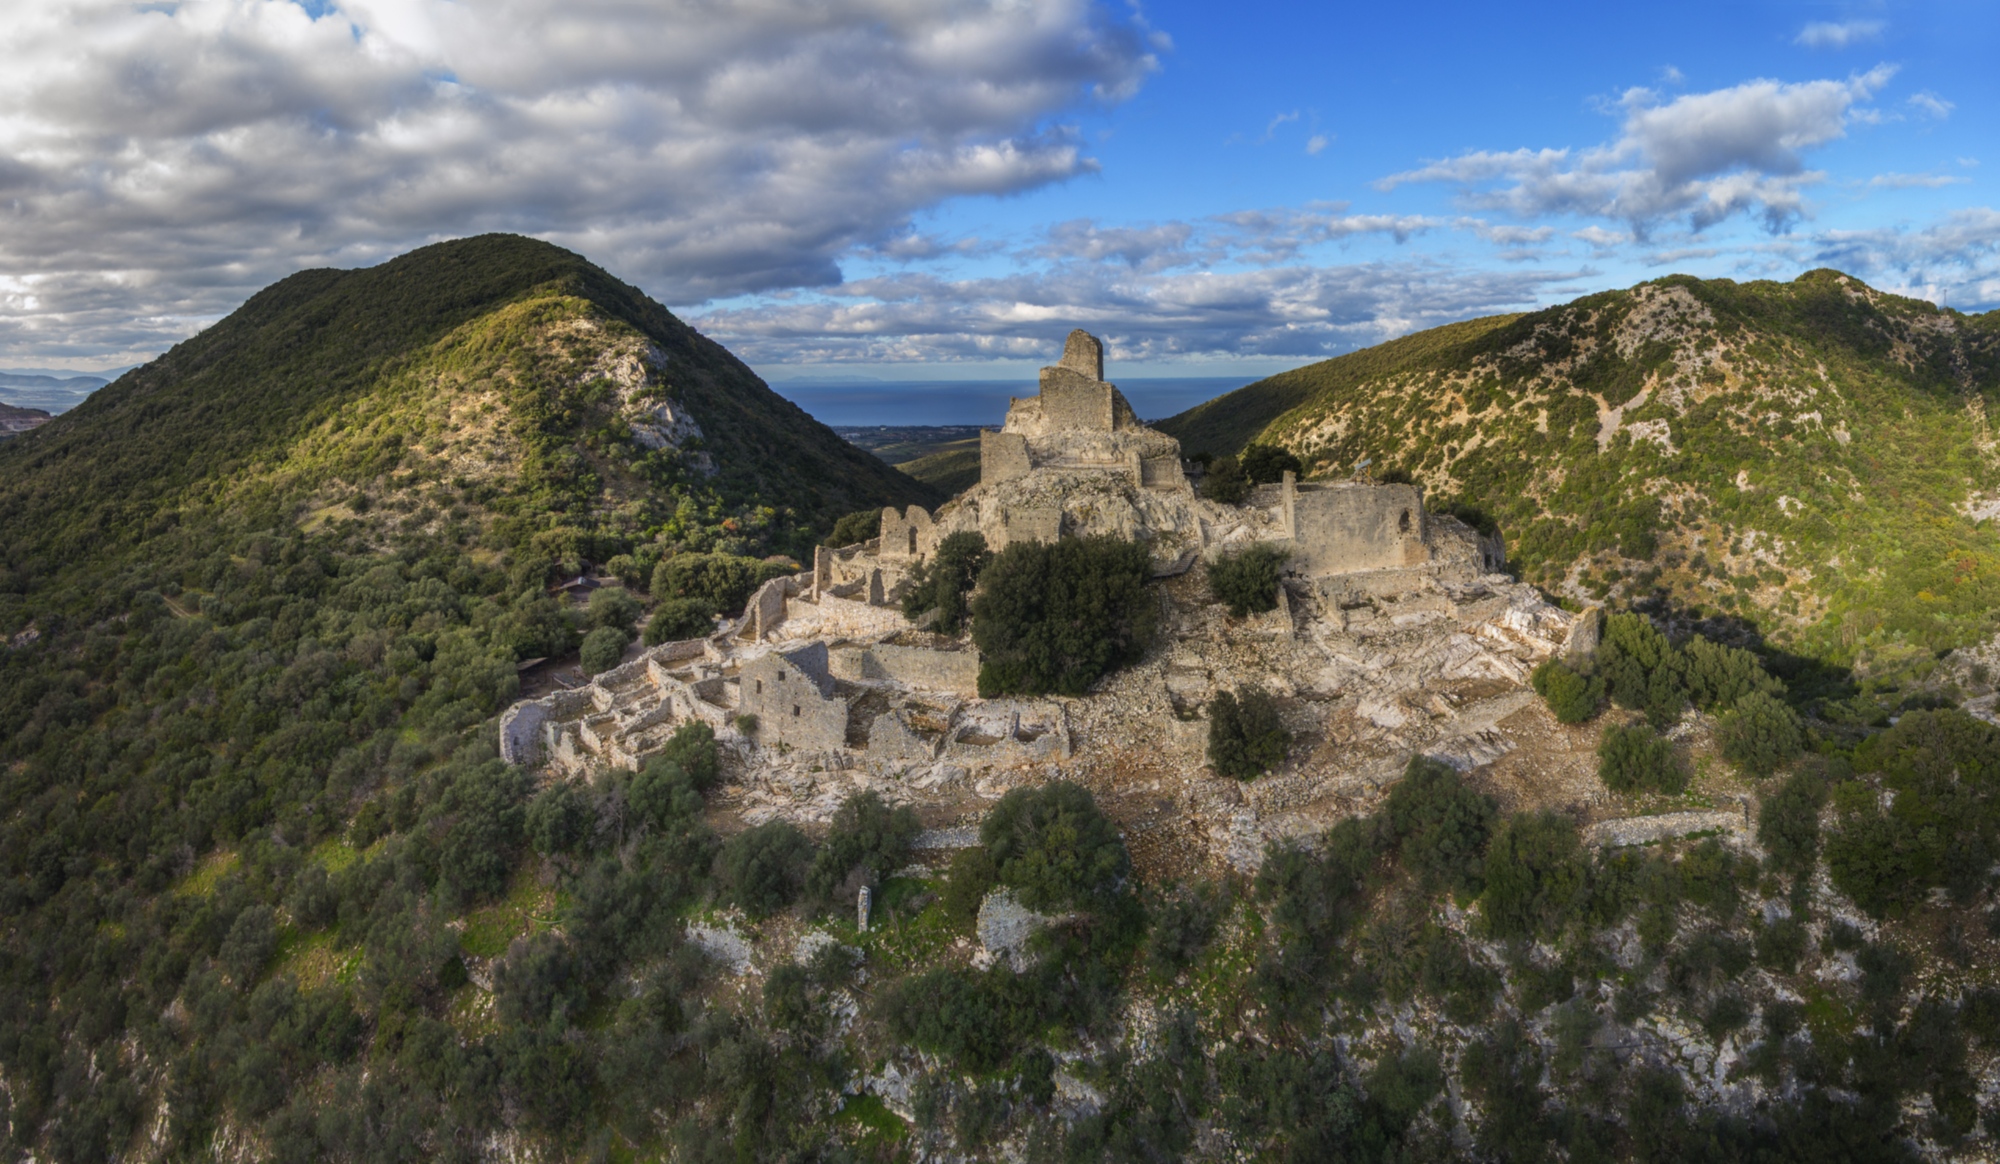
[1160,272,2000,682]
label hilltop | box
[1160,271,2000,683]
[0,401,50,440]
[0,233,934,583]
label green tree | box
[970,535,1158,697]
[1716,690,1802,776]
[1758,769,1826,876]
[805,791,921,906]
[1207,687,1292,779]
[1203,455,1249,503]
[1385,757,1497,896]
[1531,658,1602,724]
[643,596,717,644]
[1239,442,1304,484]
[585,585,642,635]
[1480,812,1586,940]
[827,508,883,549]
[526,781,590,855]
[900,530,989,635]
[980,781,1130,911]
[1207,544,1290,617]
[579,625,628,675]
[714,821,815,919]
[1597,722,1686,794]
[649,552,793,615]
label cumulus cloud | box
[694,258,1583,365]
[0,0,1160,363]
[1795,20,1885,49]
[1379,69,1895,235]
[1813,208,2000,306]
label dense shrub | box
[715,821,815,918]
[827,508,883,549]
[970,536,1158,697]
[1758,769,1826,875]
[579,625,628,675]
[980,782,1130,911]
[649,552,793,615]
[942,846,999,926]
[1531,657,1602,723]
[526,781,591,855]
[1384,757,1496,896]
[1203,455,1249,503]
[900,530,989,635]
[1827,710,2000,912]
[1716,690,1803,776]
[1480,812,1587,940]
[1597,612,1688,726]
[643,597,716,644]
[655,720,721,791]
[1240,442,1304,484]
[805,791,920,906]
[1207,687,1292,779]
[1148,883,1228,979]
[585,585,643,635]
[1207,544,1290,617]
[1597,722,1686,794]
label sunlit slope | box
[1161,271,2000,672]
[0,233,934,577]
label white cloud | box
[1813,208,2000,305]
[1571,226,1630,251]
[1795,20,1885,49]
[1908,91,1955,119]
[0,0,1160,363]
[1867,172,1971,189]
[695,258,1584,365]
[1306,134,1331,155]
[1379,69,1894,234]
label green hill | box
[1161,271,2000,681]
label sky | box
[0,0,1994,387]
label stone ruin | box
[499,328,1598,868]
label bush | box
[656,720,720,791]
[625,755,704,834]
[1597,613,1688,727]
[970,535,1158,697]
[1207,544,1290,618]
[579,625,628,675]
[1148,883,1228,979]
[586,586,642,635]
[714,821,815,918]
[221,905,278,984]
[643,597,716,644]
[1207,687,1291,779]
[1758,770,1826,876]
[942,846,998,927]
[1716,690,1802,776]
[1597,722,1685,794]
[900,530,988,635]
[1531,658,1602,724]
[1384,757,1497,896]
[980,782,1130,911]
[1480,812,1586,940]
[1203,455,1249,504]
[805,791,920,906]
[1240,442,1303,484]
[827,508,883,549]
[526,781,591,855]
[649,552,793,615]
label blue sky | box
[0,0,1992,386]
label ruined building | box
[499,327,1577,867]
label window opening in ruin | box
[793,705,801,717]
[908,528,917,554]
[1398,510,1411,533]
[755,680,762,694]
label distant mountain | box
[0,370,112,413]
[0,233,937,573]
[0,401,51,440]
[1159,271,2000,678]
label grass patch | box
[460,864,562,958]
[175,850,239,898]
[837,1092,908,1147]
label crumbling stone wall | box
[879,505,934,561]
[1286,481,1430,575]
[831,643,980,696]
[980,430,1030,485]
[740,644,848,751]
